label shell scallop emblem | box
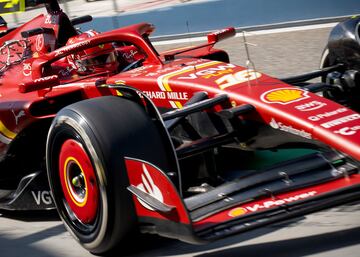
[261,88,310,105]
[228,207,247,217]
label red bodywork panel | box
[107,59,360,160]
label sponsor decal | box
[127,66,149,74]
[142,91,166,99]
[114,80,126,85]
[245,191,317,212]
[44,15,57,24]
[11,109,25,125]
[270,118,312,139]
[35,35,44,52]
[31,191,53,205]
[216,69,261,89]
[320,114,360,128]
[157,61,221,91]
[136,164,164,211]
[127,65,152,77]
[334,125,360,136]
[185,59,208,66]
[166,91,188,100]
[54,40,91,57]
[228,207,247,217]
[212,28,232,37]
[295,100,327,111]
[141,91,188,101]
[308,107,348,121]
[22,62,32,76]
[33,75,58,83]
[157,61,221,108]
[145,67,178,77]
[122,49,138,61]
[261,88,309,105]
[228,191,317,217]
[178,63,236,80]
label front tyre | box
[46,96,175,254]
[319,47,330,82]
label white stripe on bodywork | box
[0,133,11,144]
[156,66,194,91]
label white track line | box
[153,22,338,45]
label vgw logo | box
[31,191,53,205]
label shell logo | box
[261,88,310,105]
[228,207,247,217]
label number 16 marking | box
[215,70,261,90]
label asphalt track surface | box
[0,25,360,257]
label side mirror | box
[19,75,59,93]
[71,15,93,26]
[207,27,236,44]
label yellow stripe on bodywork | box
[158,61,221,109]
[161,67,193,92]
[161,61,221,92]
[0,120,16,139]
[174,101,183,108]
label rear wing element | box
[164,27,235,61]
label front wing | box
[125,153,360,243]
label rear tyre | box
[46,95,175,254]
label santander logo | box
[136,164,164,211]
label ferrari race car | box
[0,0,359,254]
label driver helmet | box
[66,30,118,74]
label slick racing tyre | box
[46,95,177,254]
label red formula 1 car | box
[0,0,359,254]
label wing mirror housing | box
[19,75,60,93]
[207,27,236,44]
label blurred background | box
[4,0,360,38]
